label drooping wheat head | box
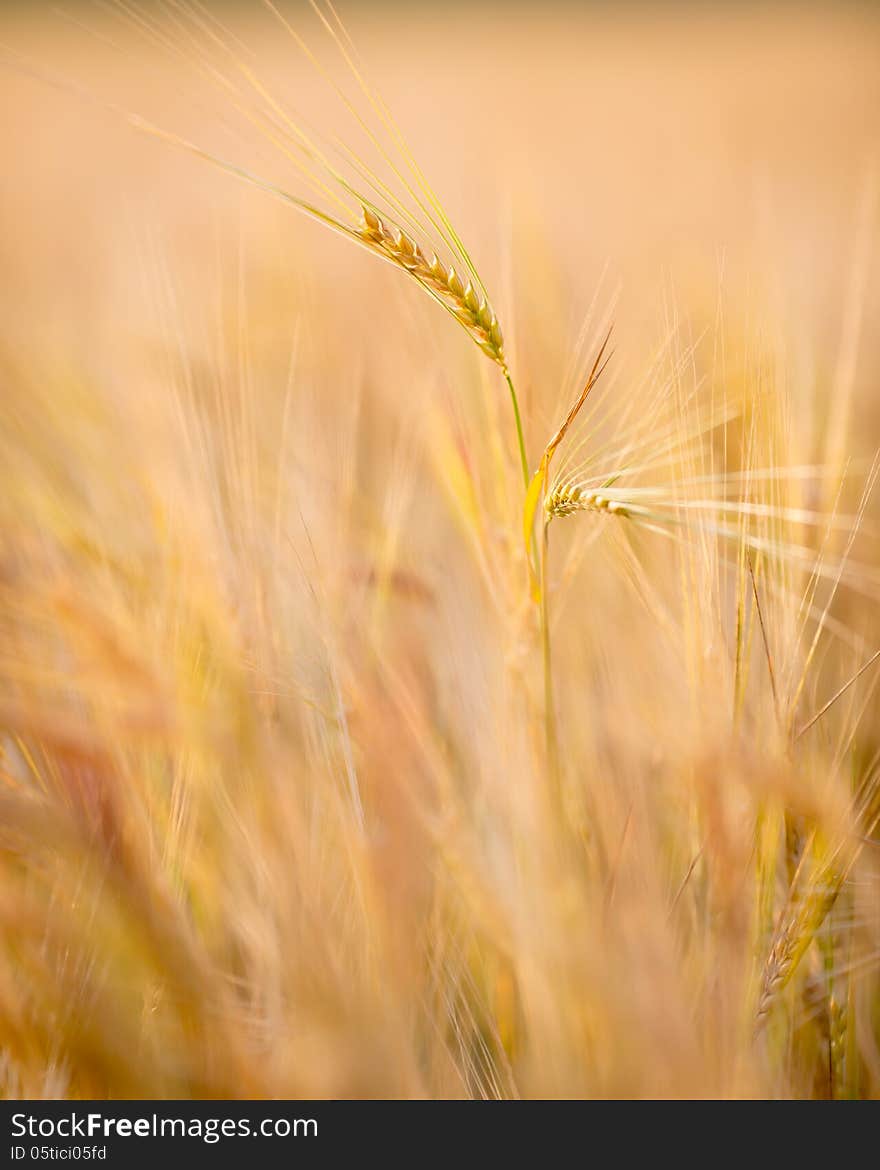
[358,207,505,366]
[102,1,510,376]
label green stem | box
[504,369,530,490]
[504,364,540,591]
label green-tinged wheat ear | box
[545,482,629,521]
[756,776,880,1036]
[754,858,844,1033]
[359,207,505,366]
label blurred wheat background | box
[1,0,880,1099]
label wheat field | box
[1,0,880,1100]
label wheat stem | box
[505,370,530,490]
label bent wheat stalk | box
[522,330,615,792]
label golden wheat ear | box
[94,2,507,364]
[121,112,509,372]
[358,207,505,367]
[84,0,526,477]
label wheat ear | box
[754,851,845,1031]
[755,770,880,1034]
[359,207,505,368]
[544,483,632,521]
